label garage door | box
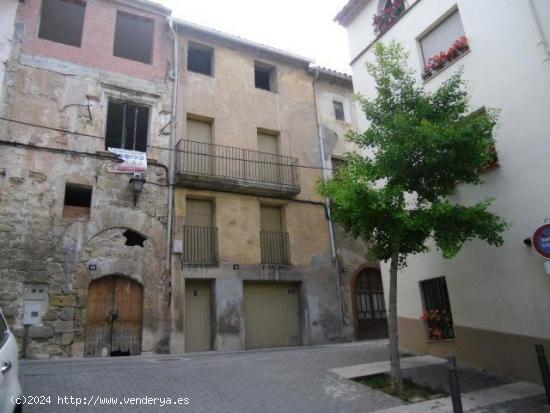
[244,282,300,349]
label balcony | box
[182,226,219,266]
[260,230,291,265]
[373,0,406,36]
[175,139,300,198]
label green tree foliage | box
[318,41,508,389]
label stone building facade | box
[168,21,344,353]
[0,0,174,358]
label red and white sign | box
[532,223,550,259]
[108,148,147,174]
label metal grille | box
[176,139,300,187]
[260,231,290,265]
[420,276,455,339]
[182,226,218,266]
[356,270,387,320]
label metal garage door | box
[244,282,300,349]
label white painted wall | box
[0,0,18,107]
[347,0,550,339]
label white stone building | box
[336,0,550,383]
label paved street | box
[19,340,403,413]
[17,341,549,413]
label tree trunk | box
[388,246,403,391]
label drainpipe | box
[527,0,550,78]
[167,17,178,345]
[312,66,346,340]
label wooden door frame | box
[184,278,215,352]
[351,264,384,341]
[85,274,144,357]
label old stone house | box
[0,0,385,359]
[0,0,174,358]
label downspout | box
[527,0,550,77]
[312,66,346,340]
[166,17,178,347]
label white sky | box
[159,0,352,74]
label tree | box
[318,42,508,391]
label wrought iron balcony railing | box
[260,230,290,265]
[175,139,300,198]
[182,225,219,266]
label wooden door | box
[257,132,281,184]
[355,269,388,340]
[244,282,300,349]
[85,276,143,357]
[185,280,212,352]
[186,118,213,176]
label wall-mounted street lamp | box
[129,173,145,206]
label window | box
[333,101,345,121]
[38,0,86,47]
[469,108,498,170]
[63,183,92,219]
[187,42,213,76]
[420,10,465,67]
[420,277,454,340]
[105,101,149,152]
[255,62,276,92]
[113,11,154,64]
[123,230,146,247]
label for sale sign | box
[108,148,147,173]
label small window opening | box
[63,183,92,219]
[123,230,146,247]
[187,42,213,76]
[113,11,154,64]
[333,101,345,121]
[105,100,149,152]
[255,62,276,92]
[38,0,86,47]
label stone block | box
[0,224,12,232]
[42,307,57,321]
[29,325,54,339]
[50,295,76,307]
[52,320,74,333]
[59,333,74,346]
[57,307,75,321]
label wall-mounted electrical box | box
[22,283,48,326]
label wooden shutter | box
[260,205,282,232]
[420,10,465,65]
[186,199,213,227]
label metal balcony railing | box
[260,230,290,265]
[175,139,300,197]
[182,226,219,266]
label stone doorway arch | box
[84,275,143,357]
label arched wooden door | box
[355,268,389,340]
[85,275,143,357]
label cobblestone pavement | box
[19,340,404,413]
[17,340,548,413]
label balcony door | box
[260,205,290,264]
[186,117,213,176]
[257,132,281,184]
[184,199,218,265]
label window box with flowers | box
[421,309,455,340]
[373,0,406,36]
[422,36,470,81]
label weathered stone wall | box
[0,0,174,358]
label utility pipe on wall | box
[312,66,346,340]
[527,0,550,78]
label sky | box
[160,0,352,74]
